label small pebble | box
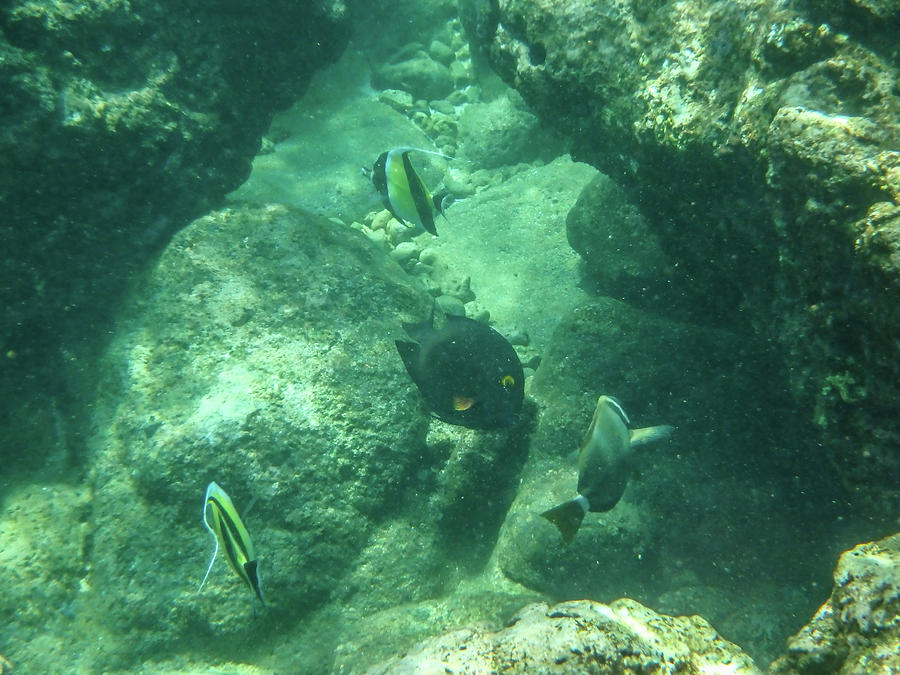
[408,261,433,276]
[371,209,394,231]
[428,40,454,65]
[444,175,475,198]
[503,326,530,346]
[390,241,421,264]
[419,247,439,265]
[449,60,472,84]
[429,99,455,115]
[420,277,442,296]
[386,219,414,244]
[516,347,542,370]
[365,228,390,249]
[378,89,414,113]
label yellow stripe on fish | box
[199,481,264,605]
[372,147,451,235]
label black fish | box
[396,314,524,429]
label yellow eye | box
[501,374,516,389]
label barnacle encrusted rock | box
[769,532,900,674]
[367,598,762,674]
[461,0,900,519]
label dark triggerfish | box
[372,147,450,235]
[396,314,524,429]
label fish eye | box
[500,374,516,389]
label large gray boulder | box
[461,0,900,521]
[73,203,529,672]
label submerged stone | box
[367,598,762,673]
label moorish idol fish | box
[541,396,673,545]
[199,481,265,605]
[396,313,524,429]
[371,147,451,235]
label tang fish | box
[372,147,450,235]
[541,396,673,545]
[199,481,265,605]
[396,313,524,429]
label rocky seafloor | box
[1,0,898,673]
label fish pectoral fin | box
[629,424,674,447]
[452,394,475,411]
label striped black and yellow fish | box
[198,481,264,605]
[371,147,450,235]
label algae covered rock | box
[0,0,349,397]
[464,0,900,524]
[78,201,535,672]
[0,483,91,674]
[367,598,761,673]
[83,203,435,667]
[770,532,900,674]
[456,92,559,168]
[566,174,677,316]
[492,298,830,663]
[373,50,454,101]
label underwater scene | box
[2,0,899,672]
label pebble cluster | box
[350,19,547,373]
[348,208,536,372]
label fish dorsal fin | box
[604,396,631,427]
[395,340,421,377]
[387,146,454,161]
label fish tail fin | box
[540,497,588,545]
[433,189,452,217]
[630,424,675,447]
[244,559,265,607]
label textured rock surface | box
[0,0,348,396]
[769,532,900,674]
[367,598,762,674]
[455,92,558,168]
[492,298,832,663]
[0,482,90,672]
[565,174,674,316]
[72,203,530,672]
[462,0,900,519]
